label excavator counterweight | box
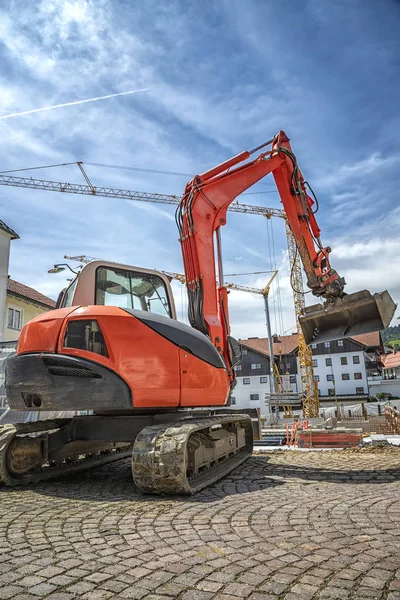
[299,290,397,345]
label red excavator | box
[2,131,396,494]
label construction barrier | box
[286,420,309,446]
[297,429,362,449]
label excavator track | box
[132,414,253,495]
[0,421,131,486]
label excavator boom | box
[178,131,396,352]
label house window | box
[243,378,250,385]
[328,388,335,396]
[230,396,236,405]
[312,359,318,367]
[290,375,296,384]
[324,341,330,348]
[327,374,334,381]
[353,355,360,364]
[354,373,362,380]
[311,343,317,349]
[250,394,259,401]
[286,362,290,369]
[7,307,22,330]
[356,387,364,394]
[260,377,268,383]
[337,340,344,347]
[340,357,347,365]
[326,358,332,366]
[314,375,320,382]
[251,363,261,370]
[242,348,247,355]
[235,365,242,371]
[342,373,350,380]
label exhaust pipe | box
[299,290,397,345]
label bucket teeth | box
[299,290,397,345]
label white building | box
[0,220,19,342]
[231,332,385,416]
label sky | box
[1,0,399,339]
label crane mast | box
[284,221,318,416]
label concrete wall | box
[368,378,400,398]
[0,231,12,342]
[4,294,50,341]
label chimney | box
[272,334,279,343]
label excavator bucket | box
[299,290,397,345]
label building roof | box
[0,219,19,240]
[350,331,382,348]
[240,330,382,357]
[7,278,56,309]
[240,333,299,357]
[381,352,400,370]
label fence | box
[385,406,400,435]
[0,341,17,410]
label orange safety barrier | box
[286,420,309,447]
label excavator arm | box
[177,131,396,377]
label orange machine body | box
[16,305,230,409]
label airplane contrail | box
[0,88,149,120]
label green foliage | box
[376,392,392,400]
[382,324,400,345]
[387,339,400,351]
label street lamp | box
[48,263,80,275]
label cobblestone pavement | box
[0,449,399,600]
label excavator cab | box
[56,260,177,319]
[299,289,396,345]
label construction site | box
[0,2,399,599]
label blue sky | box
[1,0,399,338]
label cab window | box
[59,277,78,308]
[95,267,171,317]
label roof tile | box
[381,352,400,370]
[348,331,382,348]
[240,330,383,356]
[240,333,299,356]
[7,278,56,308]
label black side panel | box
[123,309,225,369]
[6,354,132,411]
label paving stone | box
[18,575,46,588]
[222,583,255,597]
[181,592,214,600]
[196,579,224,592]
[85,571,114,583]
[119,587,151,599]
[46,594,77,600]
[0,450,398,600]
[0,592,26,600]
[66,580,96,593]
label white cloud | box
[319,152,400,188]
